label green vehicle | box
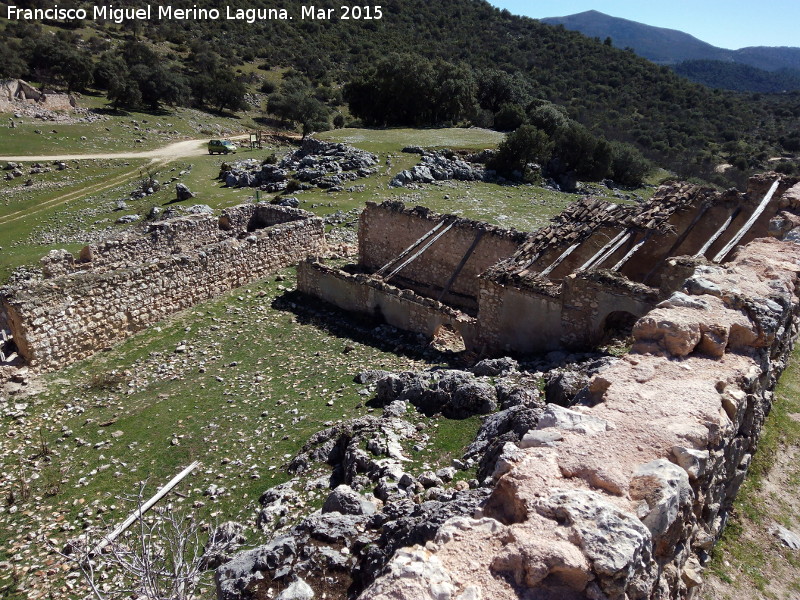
[207,139,237,155]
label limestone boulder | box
[322,485,376,516]
[629,460,693,556]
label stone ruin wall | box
[473,278,565,355]
[475,271,661,355]
[41,205,307,277]
[297,260,479,346]
[363,237,800,600]
[358,202,527,309]
[1,204,326,372]
[518,175,800,288]
[0,79,76,113]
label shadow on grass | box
[272,290,469,369]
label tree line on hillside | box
[673,60,800,95]
[0,27,248,112]
[1,0,798,187]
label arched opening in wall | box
[430,324,466,354]
[0,334,21,365]
[598,311,639,352]
[246,213,271,232]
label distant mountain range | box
[541,10,800,93]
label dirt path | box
[0,135,253,226]
[0,161,168,227]
[0,138,227,162]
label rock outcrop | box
[219,138,378,193]
[390,149,489,187]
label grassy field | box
[1,93,263,156]
[0,123,564,599]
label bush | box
[527,103,570,136]
[489,124,552,180]
[493,103,526,131]
[609,141,651,186]
[774,160,798,175]
[260,80,277,94]
[552,122,606,179]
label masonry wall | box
[41,205,309,277]
[559,270,659,348]
[358,202,527,308]
[297,259,478,346]
[1,208,325,371]
[473,279,564,354]
[363,237,800,600]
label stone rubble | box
[390,149,489,188]
[219,138,378,193]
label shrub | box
[609,141,651,186]
[493,103,526,131]
[489,124,552,180]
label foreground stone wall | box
[358,202,527,307]
[1,205,325,372]
[362,237,800,600]
[473,278,564,354]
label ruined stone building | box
[299,173,800,356]
[218,173,800,600]
[0,79,76,113]
[0,204,326,372]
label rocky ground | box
[212,353,621,600]
[0,253,621,599]
[219,138,379,194]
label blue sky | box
[487,1,800,49]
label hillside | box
[541,9,729,64]
[674,60,800,94]
[542,10,800,92]
[1,0,799,184]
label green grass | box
[0,123,655,281]
[0,268,466,597]
[0,120,659,599]
[1,103,258,156]
[0,158,152,280]
[705,346,800,596]
[318,127,504,154]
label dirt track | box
[0,136,251,226]
[0,138,218,163]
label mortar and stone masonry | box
[289,173,800,599]
[299,173,800,356]
[0,204,326,372]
